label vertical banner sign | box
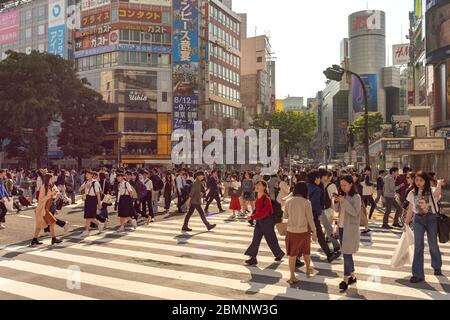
[352,74,378,113]
[0,10,19,45]
[172,0,199,131]
[48,0,66,58]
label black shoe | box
[207,224,217,231]
[382,225,393,230]
[248,219,254,226]
[339,281,348,292]
[410,276,424,283]
[275,252,285,262]
[181,227,192,232]
[327,251,341,263]
[393,223,403,228]
[434,270,443,276]
[245,257,257,266]
[51,238,62,245]
[30,238,43,246]
[296,258,305,268]
[219,210,226,213]
[361,229,371,234]
[348,277,357,285]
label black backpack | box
[322,184,332,210]
[152,175,164,191]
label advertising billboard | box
[129,0,172,5]
[118,7,162,23]
[81,10,111,28]
[81,0,111,11]
[426,0,450,62]
[75,23,170,38]
[0,10,19,45]
[172,0,199,131]
[352,74,378,113]
[392,44,410,65]
[48,0,66,58]
[75,30,119,51]
[349,10,385,38]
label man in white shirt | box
[142,170,154,223]
[176,169,187,213]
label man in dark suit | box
[204,170,224,214]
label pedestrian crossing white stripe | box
[88,229,450,274]
[162,217,404,237]
[0,251,352,301]
[0,258,225,300]
[146,222,450,254]
[0,276,95,300]
[5,236,447,300]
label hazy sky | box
[233,0,412,100]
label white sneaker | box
[0,223,5,230]
[117,225,125,233]
[63,222,69,233]
[80,230,90,237]
[150,218,155,223]
[98,223,105,233]
[131,219,137,230]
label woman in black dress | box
[117,173,137,232]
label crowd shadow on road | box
[243,262,283,295]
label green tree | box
[251,111,317,160]
[0,50,83,167]
[58,85,107,170]
[349,112,384,145]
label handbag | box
[391,225,414,268]
[275,222,287,236]
[3,197,14,212]
[431,195,450,244]
[102,194,112,205]
[43,199,57,225]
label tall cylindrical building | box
[348,10,387,120]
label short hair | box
[293,182,308,199]
[390,167,399,175]
[364,166,372,172]
[307,170,321,184]
[0,169,5,174]
[194,171,204,178]
[403,167,412,174]
[379,170,386,175]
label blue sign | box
[48,24,65,58]
[352,74,378,113]
[173,0,199,63]
[172,0,199,131]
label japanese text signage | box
[75,23,170,38]
[119,7,162,23]
[75,30,118,51]
[172,0,199,131]
[48,0,66,58]
[82,10,111,27]
[129,0,172,5]
[81,0,111,11]
[0,10,19,45]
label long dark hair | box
[293,182,308,199]
[412,171,432,196]
[255,180,269,197]
[339,175,358,197]
[44,174,53,195]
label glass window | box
[130,51,137,63]
[151,53,158,65]
[38,25,45,35]
[140,52,147,64]
[111,52,118,65]
[121,30,129,41]
[161,54,170,65]
[25,28,32,39]
[162,12,171,24]
[111,8,118,22]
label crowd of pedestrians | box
[0,164,446,291]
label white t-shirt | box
[143,178,153,191]
[83,180,101,196]
[118,181,135,198]
[406,189,439,214]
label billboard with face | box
[426,0,450,62]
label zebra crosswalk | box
[0,212,449,300]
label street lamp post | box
[323,65,370,168]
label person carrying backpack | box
[244,181,285,266]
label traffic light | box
[323,67,344,82]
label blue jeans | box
[321,210,340,251]
[412,214,442,278]
[339,228,355,277]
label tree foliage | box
[0,50,106,168]
[349,112,384,145]
[251,111,317,159]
